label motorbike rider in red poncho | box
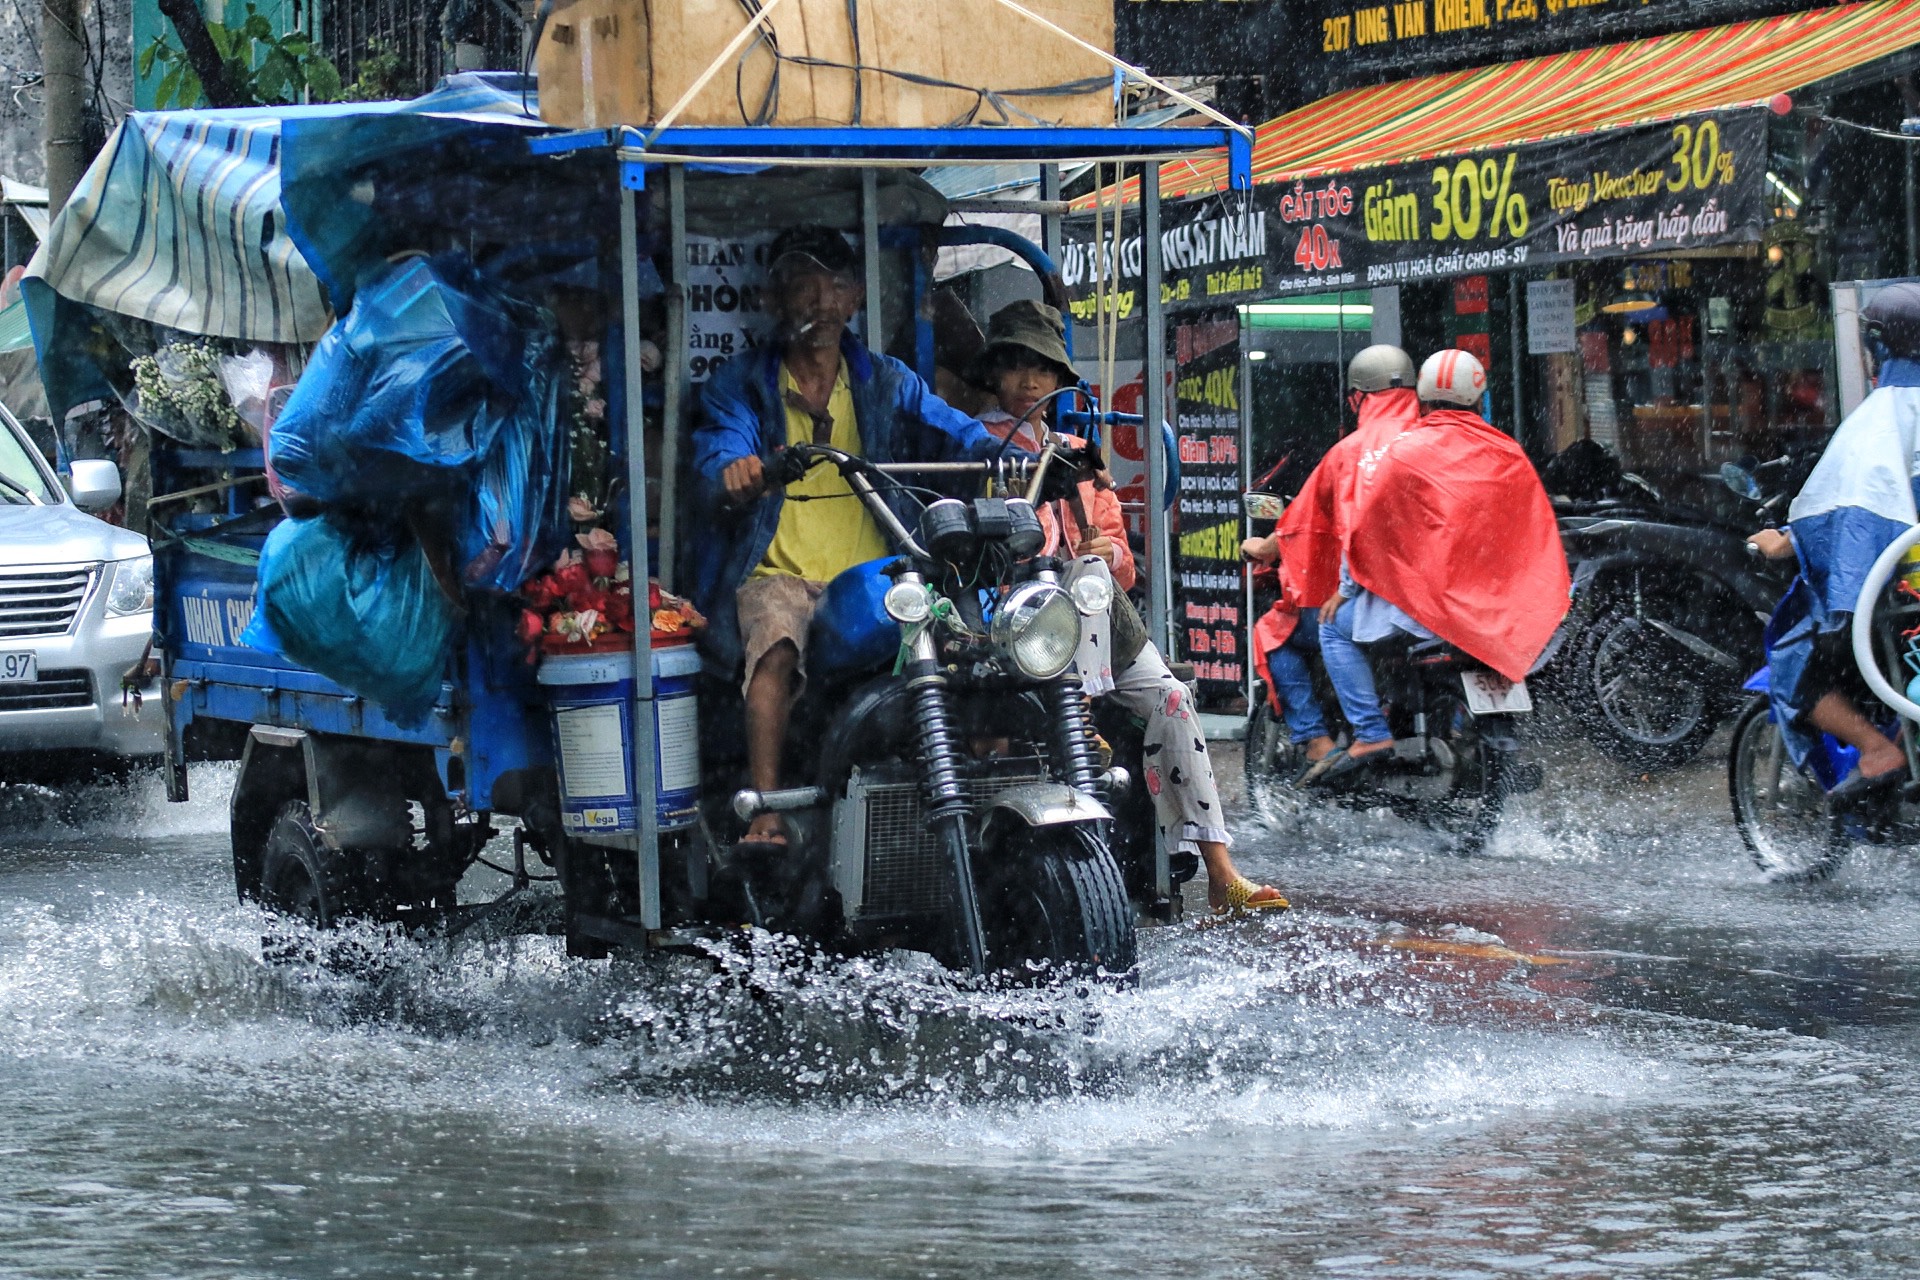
[1243,345,1420,771]
[1302,347,1570,788]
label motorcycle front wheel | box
[1573,607,1720,772]
[976,825,1136,981]
[1242,701,1308,818]
[1727,695,1843,882]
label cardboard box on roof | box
[534,0,1115,130]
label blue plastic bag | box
[461,329,569,594]
[268,256,529,505]
[241,516,456,726]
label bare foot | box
[1858,744,1906,780]
[1303,735,1336,763]
[739,814,788,847]
[1346,737,1394,759]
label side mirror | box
[1719,462,1763,501]
[1242,490,1287,521]
[68,459,122,511]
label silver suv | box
[0,404,162,767]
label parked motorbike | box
[1729,513,1920,882]
[1552,455,1807,771]
[681,439,1141,979]
[1239,490,1535,853]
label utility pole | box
[41,0,86,214]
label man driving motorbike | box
[1243,344,1419,772]
[688,225,1009,849]
[1305,348,1568,787]
[1748,282,1920,805]
[972,300,1288,914]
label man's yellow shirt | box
[752,361,891,581]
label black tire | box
[257,801,373,927]
[1242,701,1306,817]
[1728,696,1843,882]
[1571,607,1721,772]
[1429,696,1509,855]
[977,825,1136,980]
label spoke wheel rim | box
[1593,618,1705,746]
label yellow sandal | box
[1215,877,1290,915]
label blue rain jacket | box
[687,334,1005,674]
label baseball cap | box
[769,225,859,277]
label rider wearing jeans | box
[1309,349,1484,787]
[1246,345,1419,769]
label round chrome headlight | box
[990,582,1081,679]
[883,580,933,624]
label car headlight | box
[105,554,154,618]
[990,582,1081,679]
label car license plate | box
[1461,671,1531,715]
[0,651,36,684]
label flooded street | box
[4,741,1920,1279]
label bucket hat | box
[970,299,1076,387]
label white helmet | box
[1417,348,1488,406]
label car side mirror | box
[1242,490,1287,521]
[68,459,122,511]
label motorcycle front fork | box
[899,625,989,975]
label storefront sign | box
[1061,110,1766,316]
[684,232,775,383]
[1309,0,1829,81]
[1171,312,1246,707]
[1526,278,1578,354]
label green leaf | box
[302,55,341,103]
[280,34,310,54]
[205,20,232,59]
[243,13,272,42]
[180,68,202,107]
[256,51,290,100]
[155,61,181,107]
[137,38,161,78]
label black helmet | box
[1347,344,1415,393]
[1864,283,1920,359]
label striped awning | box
[1096,0,1920,205]
[25,73,545,348]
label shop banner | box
[1061,109,1766,319]
[1310,0,1820,83]
[1171,312,1246,709]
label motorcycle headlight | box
[883,579,933,625]
[105,554,153,618]
[990,582,1081,679]
[1067,567,1113,617]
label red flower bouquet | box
[515,544,703,660]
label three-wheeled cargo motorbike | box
[96,88,1252,979]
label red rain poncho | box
[1252,389,1420,710]
[1342,408,1569,682]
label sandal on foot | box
[732,826,789,858]
[1831,766,1905,813]
[1213,876,1290,915]
[1306,744,1388,790]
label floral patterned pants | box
[1102,644,1231,856]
